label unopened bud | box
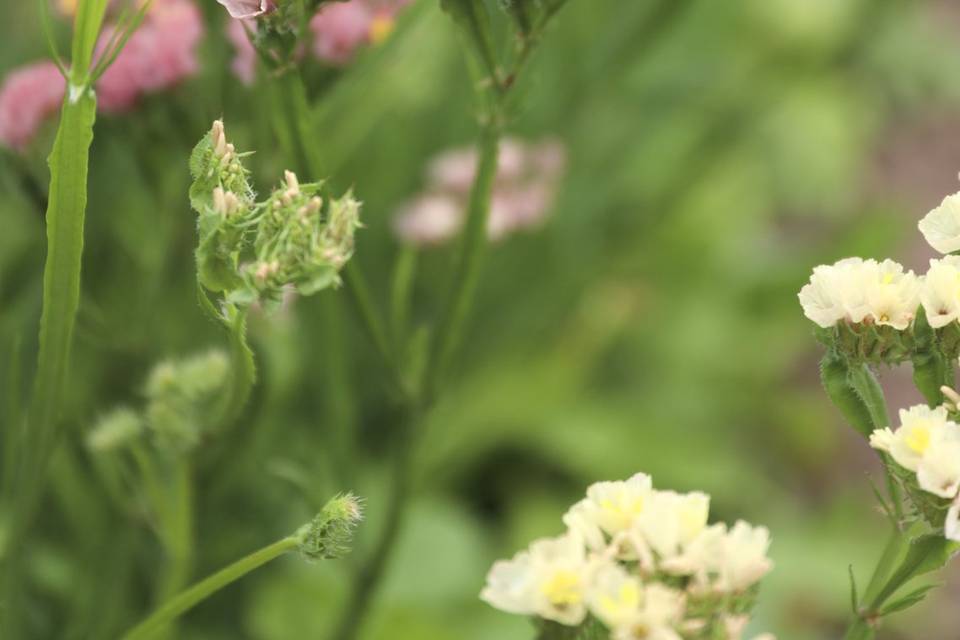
[212,120,228,158]
[87,407,143,452]
[296,493,364,561]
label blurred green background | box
[4,0,960,638]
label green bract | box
[189,120,361,311]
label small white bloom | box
[945,499,960,542]
[582,473,654,536]
[916,432,960,498]
[919,192,960,254]
[864,259,920,330]
[633,490,710,560]
[659,523,726,578]
[480,533,589,626]
[586,562,644,629]
[798,258,866,328]
[610,584,685,640]
[216,0,274,20]
[870,405,951,472]
[715,521,773,592]
[920,256,960,328]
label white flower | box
[869,405,951,472]
[633,490,710,560]
[798,258,919,329]
[945,500,960,542]
[216,0,274,19]
[586,563,644,629]
[915,430,960,498]
[864,259,920,330]
[715,521,773,592]
[582,473,654,536]
[610,584,685,640]
[480,533,589,626]
[919,192,960,254]
[659,523,726,578]
[920,256,960,328]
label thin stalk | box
[121,535,300,640]
[215,307,256,427]
[155,461,195,639]
[423,122,501,402]
[331,413,416,640]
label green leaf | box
[848,565,859,614]
[878,583,941,616]
[870,534,960,608]
[71,0,110,82]
[440,0,500,84]
[819,352,875,437]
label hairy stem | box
[121,535,300,640]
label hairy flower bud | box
[87,407,144,452]
[296,493,364,561]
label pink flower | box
[392,194,463,246]
[226,19,257,85]
[216,0,275,20]
[96,0,204,113]
[393,138,567,247]
[310,1,374,66]
[0,62,66,151]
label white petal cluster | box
[798,258,919,330]
[919,192,960,255]
[481,473,775,639]
[871,404,960,540]
[920,256,960,328]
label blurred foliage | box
[3,0,960,638]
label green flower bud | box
[87,407,144,453]
[295,493,364,562]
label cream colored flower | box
[870,405,952,472]
[480,533,589,626]
[919,192,960,254]
[864,259,920,330]
[920,256,960,328]
[586,563,644,629]
[633,490,710,560]
[610,584,685,640]
[580,473,654,537]
[715,521,773,592]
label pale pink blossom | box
[226,19,257,85]
[96,0,204,113]
[392,194,463,246]
[0,62,66,151]
[310,1,375,66]
[216,0,275,20]
[393,138,567,246]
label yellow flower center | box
[598,582,641,619]
[541,570,582,607]
[600,493,644,528]
[881,273,895,285]
[369,15,395,45]
[905,424,931,455]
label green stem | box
[121,535,300,640]
[216,307,256,427]
[842,618,874,640]
[331,411,416,640]
[423,123,501,402]
[155,461,194,639]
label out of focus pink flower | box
[393,138,567,247]
[392,194,463,247]
[226,19,257,85]
[217,0,274,20]
[0,62,66,151]
[310,1,374,66]
[96,0,204,113]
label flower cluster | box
[797,190,960,362]
[189,119,361,309]
[96,0,205,113]
[87,349,230,454]
[0,0,204,151]
[393,138,566,247]
[871,405,960,540]
[0,62,66,151]
[481,474,774,640]
[225,0,409,85]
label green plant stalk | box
[154,461,194,639]
[423,122,501,402]
[216,307,256,427]
[121,535,300,640]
